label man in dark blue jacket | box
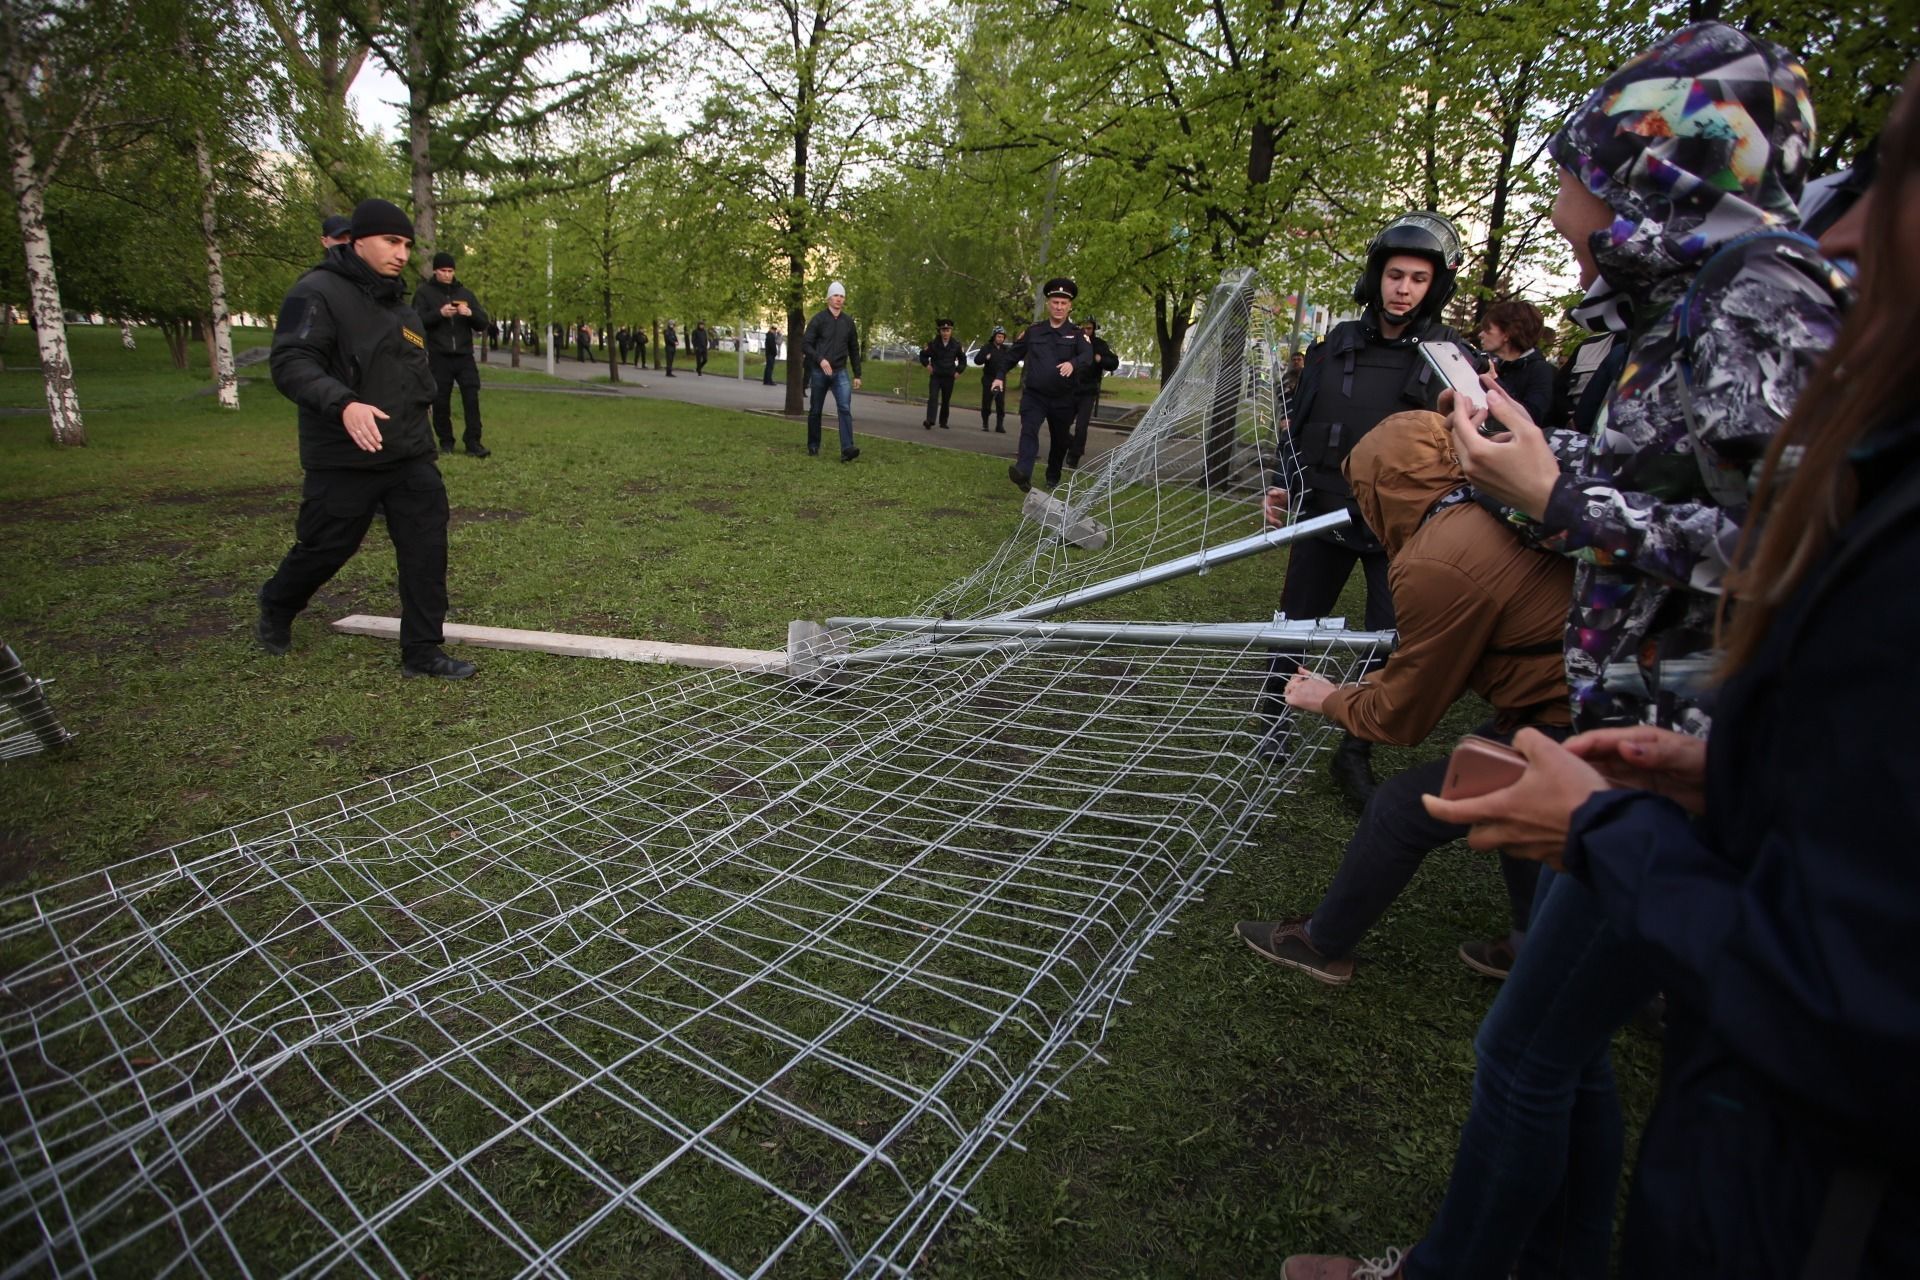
[996,278,1092,491]
[255,198,475,680]
[919,319,965,429]
[1068,315,1120,468]
[801,281,863,462]
[973,326,1011,432]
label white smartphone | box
[1419,340,1488,414]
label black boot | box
[1328,733,1378,813]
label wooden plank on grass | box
[331,615,787,673]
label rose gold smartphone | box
[1440,735,1527,800]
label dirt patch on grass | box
[689,499,735,516]
[926,508,974,520]
[313,732,357,750]
[149,483,291,509]
[621,478,665,497]
[450,507,527,524]
[793,507,825,521]
[0,497,90,525]
[0,828,58,887]
[1236,1081,1372,1156]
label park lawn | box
[0,327,1654,1277]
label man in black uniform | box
[413,250,492,458]
[996,278,1092,491]
[1265,210,1466,805]
[320,213,352,252]
[973,325,1010,432]
[1067,315,1119,468]
[918,319,965,429]
[663,321,678,375]
[634,325,648,369]
[255,198,475,681]
[691,321,709,375]
[762,323,780,385]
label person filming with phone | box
[1235,410,1575,986]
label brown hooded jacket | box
[1320,411,1573,745]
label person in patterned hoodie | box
[1282,24,1850,1280]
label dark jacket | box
[1004,318,1091,401]
[764,328,779,355]
[974,339,1015,384]
[664,324,678,350]
[919,334,966,378]
[1074,335,1120,395]
[1489,347,1553,425]
[801,308,862,376]
[1277,313,1459,495]
[411,276,489,359]
[1565,416,1920,1276]
[270,248,437,472]
[691,325,708,353]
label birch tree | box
[0,0,144,446]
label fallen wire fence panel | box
[0,271,1386,1278]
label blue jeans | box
[1404,871,1659,1280]
[807,366,854,454]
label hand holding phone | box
[1420,341,1487,414]
[1440,734,1526,800]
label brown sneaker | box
[1281,1247,1406,1279]
[1458,937,1517,980]
[1234,917,1354,985]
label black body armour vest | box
[1293,328,1434,505]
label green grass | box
[0,327,1653,1276]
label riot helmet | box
[1351,211,1464,325]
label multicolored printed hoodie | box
[1536,22,1849,733]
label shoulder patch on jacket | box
[401,326,425,349]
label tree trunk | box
[405,14,436,253]
[193,128,239,408]
[510,317,521,367]
[603,286,618,384]
[1154,289,1192,383]
[161,321,190,370]
[4,132,84,445]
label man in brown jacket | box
[1237,411,1573,984]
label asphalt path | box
[475,349,1135,468]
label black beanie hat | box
[432,251,456,269]
[349,198,415,242]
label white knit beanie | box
[827,281,846,300]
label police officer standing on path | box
[919,318,965,429]
[414,250,492,458]
[973,325,1011,432]
[1263,210,1467,806]
[663,321,678,375]
[1068,315,1119,469]
[997,278,1092,491]
[255,198,476,681]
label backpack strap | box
[1672,229,1830,508]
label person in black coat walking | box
[763,324,780,384]
[1068,315,1120,467]
[691,321,709,375]
[973,326,1011,432]
[1477,300,1556,427]
[997,279,1092,491]
[663,322,678,375]
[800,281,863,461]
[255,198,474,681]
[919,319,965,429]
[412,250,492,457]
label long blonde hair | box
[1720,66,1919,674]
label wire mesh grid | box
[0,271,1383,1278]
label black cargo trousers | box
[259,457,450,663]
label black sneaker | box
[401,652,477,680]
[808,446,820,456]
[994,425,1006,433]
[923,421,933,430]
[465,443,491,458]
[1043,470,1061,489]
[1458,938,1517,980]
[1235,917,1354,985]
[1007,466,1031,492]
[939,421,949,429]
[1066,453,1081,468]
[438,441,456,455]
[841,447,860,463]
[254,611,292,655]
